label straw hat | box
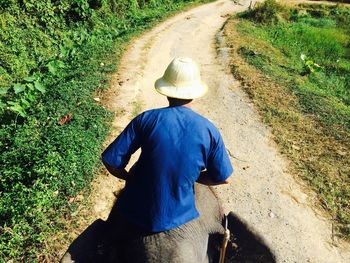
[155,57,208,99]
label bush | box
[240,0,284,24]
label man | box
[102,57,233,233]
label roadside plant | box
[1,74,45,117]
[300,53,322,75]
[241,0,284,24]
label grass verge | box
[223,1,350,239]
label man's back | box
[102,106,232,232]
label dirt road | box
[94,0,350,262]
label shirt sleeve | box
[206,132,233,183]
[101,115,142,169]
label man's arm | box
[199,128,233,185]
[101,115,142,181]
[196,170,231,186]
[102,160,132,181]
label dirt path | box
[91,0,350,262]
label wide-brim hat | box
[155,57,208,99]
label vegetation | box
[241,0,285,24]
[0,0,212,260]
[313,0,350,3]
[226,1,350,238]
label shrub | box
[240,0,284,24]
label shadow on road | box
[61,211,275,263]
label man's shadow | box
[61,211,276,263]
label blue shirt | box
[102,106,233,232]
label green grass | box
[231,1,350,238]
[0,0,212,260]
[237,16,350,140]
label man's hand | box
[102,160,132,181]
[196,170,231,186]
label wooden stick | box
[219,229,230,263]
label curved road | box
[98,0,350,262]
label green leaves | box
[1,75,45,117]
[7,101,26,117]
[300,53,322,75]
[47,60,65,76]
[0,87,10,95]
[13,83,26,94]
[34,81,45,94]
[23,76,36,82]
